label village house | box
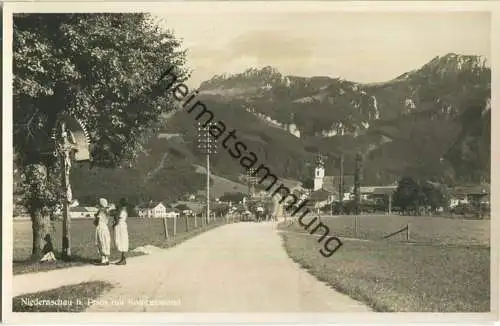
[449,184,490,208]
[137,201,167,218]
[69,206,98,219]
[181,209,194,216]
[360,185,398,202]
[360,185,398,213]
[308,188,333,211]
[165,208,180,218]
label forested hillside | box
[67,53,490,204]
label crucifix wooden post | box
[60,122,73,260]
[53,115,91,261]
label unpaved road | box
[13,222,372,313]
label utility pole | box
[353,152,363,213]
[197,122,217,225]
[206,152,210,224]
[353,152,363,237]
[247,167,257,198]
[338,153,344,215]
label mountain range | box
[68,52,491,205]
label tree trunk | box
[31,208,52,260]
[26,163,56,261]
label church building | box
[308,155,355,209]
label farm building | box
[360,185,397,201]
[449,184,490,208]
[137,201,167,218]
[308,188,335,210]
[69,206,98,219]
[165,208,180,218]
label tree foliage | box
[14,13,189,168]
[420,182,449,212]
[175,203,191,211]
[393,177,421,213]
[13,13,189,258]
[394,177,449,214]
[212,202,230,217]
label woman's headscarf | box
[99,198,108,208]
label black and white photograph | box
[3,1,497,323]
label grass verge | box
[13,281,114,312]
[14,217,227,275]
[280,230,490,312]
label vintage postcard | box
[2,1,498,324]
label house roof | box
[322,175,355,193]
[178,202,203,213]
[291,189,306,198]
[451,184,490,196]
[309,188,332,202]
[360,185,397,195]
[70,207,90,212]
[372,187,397,195]
[138,201,164,209]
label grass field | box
[284,214,490,246]
[279,214,490,312]
[13,216,226,275]
[13,281,114,312]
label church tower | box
[313,154,325,191]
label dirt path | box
[13,222,372,312]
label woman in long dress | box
[113,197,129,265]
[94,198,111,265]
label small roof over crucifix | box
[51,114,92,162]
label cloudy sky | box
[154,11,490,87]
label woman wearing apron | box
[94,198,111,265]
[113,197,129,265]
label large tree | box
[393,177,421,214]
[13,13,189,259]
[421,181,449,213]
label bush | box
[451,204,474,215]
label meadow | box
[279,214,490,312]
[283,214,490,246]
[13,216,226,275]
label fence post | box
[163,217,169,239]
[354,215,359,237]
[406,223,410,242]
[186,215,189,233]
[173,215,177,236]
